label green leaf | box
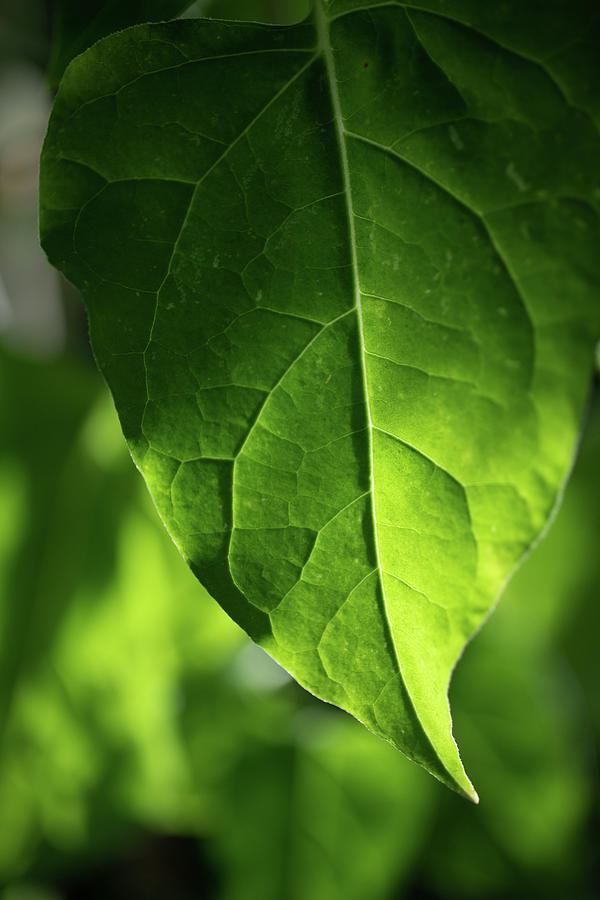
[39,1,600,799]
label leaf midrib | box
[315,3,473,791]
[314,2,398,677]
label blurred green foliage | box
[0,0,598,896]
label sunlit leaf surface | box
[40,0,600,796]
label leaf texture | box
[39,0,600,798]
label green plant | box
[39,0,599,800]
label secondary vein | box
[141,51,318,415]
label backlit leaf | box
[39,0,600,798]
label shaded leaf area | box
[0,346,598,899]
[39,0,600,796]
[46,0,311,89]
[46,0,197,87]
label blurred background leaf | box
[0,0,598,897]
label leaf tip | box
[445,760,479,804]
